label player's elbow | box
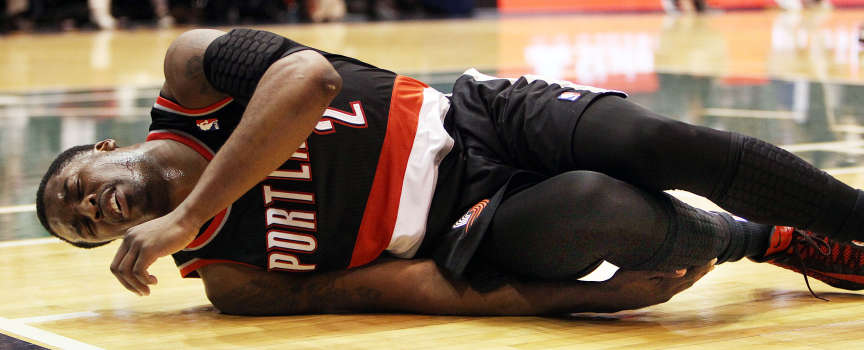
[317,64,342,100]
[304,53,341,98]
[270,50,342,102]
[206,289,245,315]
[200,265,273,316]
[207,287,289,316]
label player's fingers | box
[113,273,141,296]
[687,258,717,279]
[110,240,140,295]
[117,244,149,296]
[109,238,130,275]
[672,258,718,291]
[647,269,687,279]
[132,250,159,289]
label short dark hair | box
[36,144,112,249]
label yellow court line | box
[13,312,100,325]
[0,238,59,248]
[0,89,161,106]
[0,204,36,215]
[701,108,798,119]
[824,166,864,175]
[830,124,864,134]
[780,140,864,153]
[0,107,151,118]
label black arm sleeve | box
[202,28,312,101]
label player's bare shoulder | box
[162,29,229,108]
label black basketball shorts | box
[420,68,627,276]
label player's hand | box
[591,258,716,313]
[110,210,198,296]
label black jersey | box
[150,38,453,277]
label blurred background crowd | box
[1,0,488,32]
[0,0,861,43]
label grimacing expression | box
[43,141,171,244]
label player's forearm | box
[398,264,604,315]
[202,259,606,316]
[175,52,341,229]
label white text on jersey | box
[314,101,367,134]
[264,142,319,272]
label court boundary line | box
[13,312,100,325]
[0,238,59,248]
[0,317,102,350]
[0,204,36,215]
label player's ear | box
[93,139,118,152]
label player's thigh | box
[571,95,732,194]
[487,80,614,175]
[478,170,668,280]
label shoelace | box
[793,231,832,301]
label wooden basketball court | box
[2,8,864,349]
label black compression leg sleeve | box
[634,193,771,270]
[572,96,864,241]
[477,171,771,280]
[628,193,730,271]
[715,135,863,241]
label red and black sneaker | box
[750,226,864,298]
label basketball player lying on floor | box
[36,28,864,316]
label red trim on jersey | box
[185,207,229,250]
[179,258,260,278]
[155,96,233,116]
[146,131,214,161]
[349,75,428,268]
[145,130,229,253]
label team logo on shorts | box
[452,199,490,231]
[557,91,582,102]
[196,118,220,131]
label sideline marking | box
[13,312,100,325]
[0,317,102,350]
[0,238,59,248]
[0,204,36,215]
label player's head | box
[36,139,171,248]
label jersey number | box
[314,101,367,134]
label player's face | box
[42,140,171,244]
